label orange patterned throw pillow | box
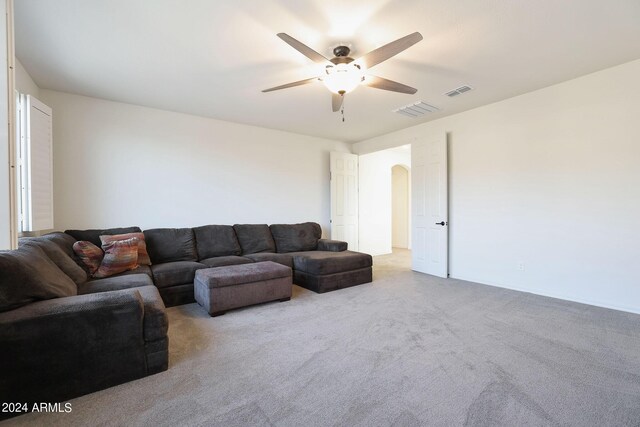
[100,232,151,265]
[92,237,140,279]
[72,240,104,275]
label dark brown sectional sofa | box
[0,222,372,418]
[65,222,372,307]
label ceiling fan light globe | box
[322,63,363,94]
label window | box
[16,94,53,233]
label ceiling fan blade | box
[355,32,423,70]
[277,33,331,64]
[332,93,343,112]
[363,75,417,94]
[262,77,318,93]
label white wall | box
[392,165,409,248]
[353,59,640,314]
[15,57,39,97]
[359,145,411,256]
[39,90,351,235]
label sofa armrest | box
[0,289,147,405]
[0,288,144,325]
[317,239,348,252]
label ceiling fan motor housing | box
[333,45,351,57]
[331,45,355,64]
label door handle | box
[435,221,446,226]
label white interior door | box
[330,152,358,251]
[411,135,448,277]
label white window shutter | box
[23,95,53,232]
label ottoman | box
[194,261,292,316]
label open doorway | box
[358,144,411,266]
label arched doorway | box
[392,164,410,249]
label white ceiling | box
[14,0,640,143]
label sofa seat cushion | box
[233,224,276,254]
[65,226,142,248]
[150,261,206,288]
[269,222,322,253]
[0,245,77,312]
[111,264,153,279]
[135,286,168,342]
[193,225,241,259]
[78,273,154,295]
[292,251,373,275]
[243,252,293,268]
[144,228,198,264]
[199,256,253,268]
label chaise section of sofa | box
[292,250,373,293]
[268,222,373,293]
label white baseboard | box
[449,274,640,315]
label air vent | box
[445,85,473,97]
[393,101,440,118]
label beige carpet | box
[5,249,640,426]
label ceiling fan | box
[262,32,423,113]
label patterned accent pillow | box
[100,232,151,265]
[93,237,140,279]
[72,240,104,275]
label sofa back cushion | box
[233,224,276,254]
[269,222,322,253]
[21,232,77,257]
[144,228,198,264]
[0,245,77,313]
[193,225,241,259]
[65,226,142,248]
[19,239,88,286]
